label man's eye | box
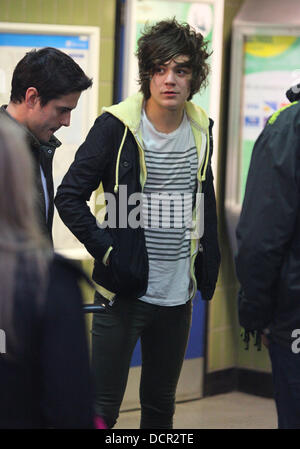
[177,69,187,75]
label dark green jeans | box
[91,292,192,429]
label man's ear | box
[25,87,39,109]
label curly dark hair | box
[136,18,211,101]
[10,47,92,106]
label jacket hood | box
[102,92,211,197]
[102,92,210,133]
[286,84,300,102]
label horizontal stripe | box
[147,251,190,259]
[148,254,190,262]
[145,156,197,163]
[144,165,196,172]
[146,243,190,251]
[144,146,197,155]
[144,236,189,243]
[145,232,190,240]
[145,171,192,178]
[146,243,191,250]
[142,194,193,201]
[143,215,192,220]
[147,248,190,255]
[144,227,188,235]
[143,177,192,183]
[144,187,194,193]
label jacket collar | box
[0,105,61,153]
[102,92,209,134]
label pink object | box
[94,415,107,429]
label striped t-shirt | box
[139,108,198,306]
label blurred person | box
[236,84,300,429]
[55,19,220,428]
[0,47,92,242]
[0,117,94,429]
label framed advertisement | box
[226,23,300,254]
[122,0,224,180]
[240,34,300,200]
[0,22,100,258]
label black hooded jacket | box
[55,95,220,302]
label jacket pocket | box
[108,227,149,298]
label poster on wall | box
[240,35,300,201]
[0,24,99,258]
[132,0,214,112]
[123,0,223,182]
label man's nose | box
[61,111,71,127]
[164,69,176,84]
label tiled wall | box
[0,0,116,114]
[206,0,272,375]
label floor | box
[114,391,278,429]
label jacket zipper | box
[134,131,147,191]
[189,126,209,300]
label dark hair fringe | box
[136,18,211,100]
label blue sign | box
[0,33,89,49]
[245,116,260,127]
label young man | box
[0,47,92,241]
[236,83,300,429]
[55,19,220,428]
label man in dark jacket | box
[0,47,92,242]
[236,84,300,429]
[55,19,220,429]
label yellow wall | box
[206,0,271,375]
[206,0,242,374]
